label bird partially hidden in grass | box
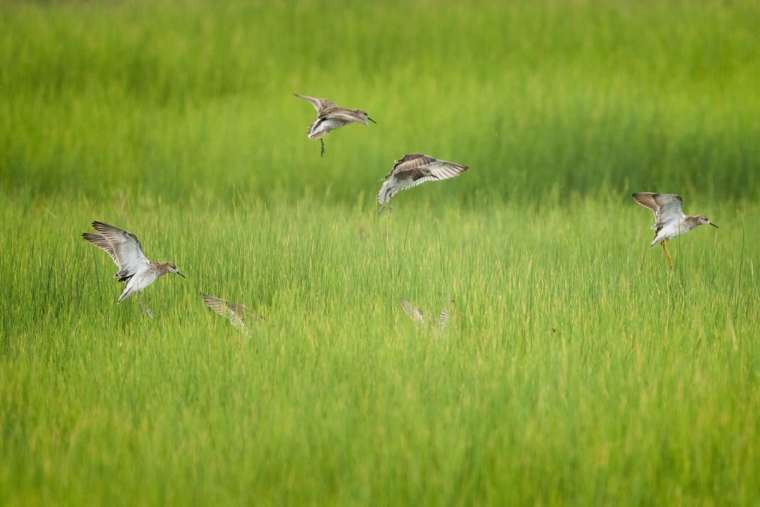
[632,192,718,267]
[400,298,453,332]
[378,154,469,210]
[294,93,376,156]
[82,221,185,316]
[202,294,257,334]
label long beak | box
[367,116,377,124]
[709,222,719,228]
[176,271,186,278]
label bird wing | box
[325,109,367,124]
[83,221,150,278]
[386,153,437,177]
[378,155,468,206]
[82,233,119,266]
[294,93,335,114]
[391,154,468,179]
[632,193,685,229]
[202,294,249,331]
[400,299,425,323]
[437,308,450,330]
[437,301,455,330]
[423,159,469,180]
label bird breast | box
[126,267,160,292]
[308,118,343,139]
[653,222,687,244]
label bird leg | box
[660,241,673,268]
[320,138,325,157]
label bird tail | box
[118,286,133,303]
[377,181,394,207]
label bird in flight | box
[378,154,468,209]
[82,221,185,307]
[294,93,375,156]
[632,192,718,267]
[400,298,453,331]
[202,293,256,334]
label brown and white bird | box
[378,154,468,208]
[632,192,718,266]
[294,93,375,156]
[400,298,453,331]
[202,293,256,333]
[82,221,184,303]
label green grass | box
[2,0,759,203]
[2,0,759,505]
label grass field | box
[2,1,759,505]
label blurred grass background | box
[2,0,759,205]
[1,1,759,505]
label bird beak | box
[709,222,719,228]
[368,116,377,124]
[176,271,186,278]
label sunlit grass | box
[1,195,758,505]
[2,0,759,505]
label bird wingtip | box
[90,220,112,230]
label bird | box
[377,154,468,209]
[294,93,375,156]
[400,298,453,331]
[632,192,718,266]
[202,293,256,333]
[82,221,185,305]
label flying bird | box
[202,293,256,333]
[632,192,718,266]
[294,93,375,156]
[400,298,453,331]
[378,154,468,209]
[82,221,185,304]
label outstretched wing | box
[325,109,369,125]
[202,294,249,331]
[386,153,436,178]
[82,221,150,280]
[294,93,335,115]
[400,299,425,323]
[378,154,469,206]
[632,193,685,230]
[437,307,452,331]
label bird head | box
[355,110,376,124]
[697,216,718,228]
[167,263,186,277]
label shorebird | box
[632,192,718,266]
[378,154,468,209]
[202,293,256,333]
[294,93,375,156]
[82,221,185,306]
[400,298,453,331]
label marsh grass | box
[2,0,759,505]
[2,195,758,505]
